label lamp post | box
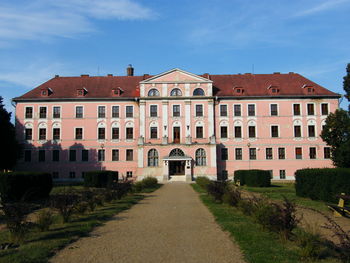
[100,143,104,171]
[247,142,251,170]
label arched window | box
[169,148,184,157]
[195,148,206,166]
[193,88,205,96]
[148,149,159,166]
[170,88,182,96]
[148,89,160,97]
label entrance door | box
[169,161,185,175]
[173,127,180,143]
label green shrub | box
[222,186,242,207]
[83,171,118,188]
[141,177,158,188]
[134,181,144,192]
[206,181,227,202]
[234,170,271,187]
[0,172,52,201]
[196,176,211,190]
[294,225,324,260]
[1,202,32,243]
[111,182,132,199]
[295,168,350,202]
[51,192,79,223]
[74,201,89,214]
[237,199,256,216]
[36,208,54,232]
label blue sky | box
[1,0,350,114]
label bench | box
[328,193,350,217]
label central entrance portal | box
[169,161,185,176]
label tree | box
[344,63,350,111]
[321,109,350,167]
[0,97,21,171]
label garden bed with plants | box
[194,177,350,263]
[0,176,160,263]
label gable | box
[140,68,212,83]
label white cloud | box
[0,0,156,43]
[294,0,350,17]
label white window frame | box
[149,104,158,118]
[247,103,256,117]
[125,105,134,118]
[52,105,61,119]
[75,105,84,118]
[24,106,34,119]
[233,104,242,117]
[269,103,279,116]
[270,124,280,138]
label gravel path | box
[50,183,245,263]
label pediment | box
[140,68,212,84]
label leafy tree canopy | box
[321,109,350,167]
[344,63,350,110]
[0,97,21,171]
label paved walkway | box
[51,183,245,263]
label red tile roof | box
[13,73,339,101]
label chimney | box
[127,64,134,76]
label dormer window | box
[77,87,88,97]
[302,84,315,94]
[112,87,123,96]
[41,88,53,97]
[233,87,244,95]
[267,85,279,94]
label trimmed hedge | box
[83,170,118,188]
[0,172,52,201]
[295,168,350,203]
[234,169,271,187]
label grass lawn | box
[192,184,340,263]
[0,184,161,263]
[242,183,329,212]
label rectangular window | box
[82,149,89,162]
[52,150,59,162]
[112,149,119,161]
[307,103,315,115]
[266,148,273,159]
[278,148,285,159]
[249,148,257,160]
[234,126,242,138]
[126,149,133,161]
[39,128,46,140]
[293,104,301,116]
[234,105,241,116]
[295,147,302,159]
[69,150,76,162]
[98,106,106,118]
[25,107,33,119]
[112,106,119,118]
[150,127,158,139]
[221,148,228,160]
[76,106,83,118]
[248,104,255,116]
[25,128,32,140]
[53,128,60,140]
[126,171,133,178]
[112,127,119,140]
[39,150,45,162]
[126,106,133,118]
[24,150,31,162]
[271,126,279,138]
[308,125,315,137]
[53,106,61,118]
[220,105,227,117]
[39,107,47,118]
[196,126,203,138]
[279,170,286,179]
[309,147,316,159]
[294,125,301,138]
[69,172,76,179]
[75,128,83,140]
[270,104,278,116]
[196,105,203,117]
[126,127,133,139]
[150,105,158,117]
[321,103,329,115]
[248,126,256,138]
[173,105,180,117]
[235,148,242,160]
[324,147,331,159]
[220,126,228,138]
[98,149,105,161]
[98,128,105,140]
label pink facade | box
[13,68,340,181]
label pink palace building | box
[13,66,340,182]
